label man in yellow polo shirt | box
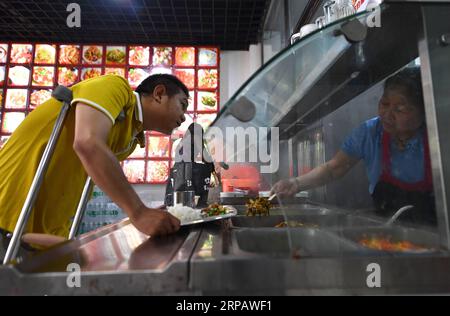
[0,74,188,250]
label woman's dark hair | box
[384,67,424,112]
[135,74,189,98]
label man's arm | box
[72,103,180,236]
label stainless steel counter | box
[2,204,450,295]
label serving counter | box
[1,202,450,295]
[2,1,450,295]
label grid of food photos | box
[0,43,220,184]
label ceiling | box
[0,0,271,50]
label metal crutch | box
[68,176,93,240]
[3,85,76,264]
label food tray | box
[180,205,237,226]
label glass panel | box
[206,3,442,257]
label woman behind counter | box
[271,67,436,225]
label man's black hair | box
[384,67,424,112]
[135,73,189,98]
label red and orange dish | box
[359,237,428,252]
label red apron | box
[372,131,436,225]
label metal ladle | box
[384,205,415,226]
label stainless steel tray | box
[181,205,238,226]
[231,227,361,256]
[229,214,381,228]
[330,226,441,255]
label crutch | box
[3,86,92,264]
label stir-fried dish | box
[246,197,272,216]
[359,237,428,252]
[202,203,228,217]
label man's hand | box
[130,206,181,237]
[271,178,300,198]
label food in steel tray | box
[359,237,428,252]
[201,203,228,217]
[106,48,126,64]
[59,45,80,65]
[246,197,272,216]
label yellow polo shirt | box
[0,75,145,237]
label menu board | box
[0,43,220,184]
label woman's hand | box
[271,178,300,198]
[130,206,180,237]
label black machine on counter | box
[165,123,215,208]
